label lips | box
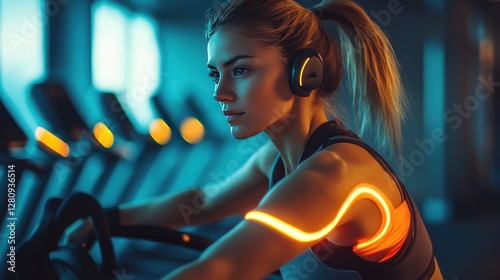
[223,110,245,123]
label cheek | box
[263,73,293,113]
[246,71,291,104]
[247,77,293,125]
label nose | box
[213,77,235,103]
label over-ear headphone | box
[289,48,324,97]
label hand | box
[62,217,94,244]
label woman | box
[68,0,443,279]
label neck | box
[265,100,328,176]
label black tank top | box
[270,120,436,279]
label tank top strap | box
[269,120,354,189]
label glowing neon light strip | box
[93,122,114,148]
[35,127,70,157]
[245,184,391,247]
[299,57,311,87]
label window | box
[1,0,46,131]
[92,1,127,92]
[92,1,160,133]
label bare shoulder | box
[310,142,403,206]
[246,142,403,245]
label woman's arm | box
[117,142,277,229]
[161,147,385,279]
[162,220,304,280]
[63,143,276,244]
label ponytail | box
[315,0,407,156]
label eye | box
[208,71,220,84]
[232,67,249,77]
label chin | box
[229,125,261,140]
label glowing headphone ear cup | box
[290,49,324,97]
[300,56,323,90]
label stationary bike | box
[16,192,213,280]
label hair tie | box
[311,6,324,20]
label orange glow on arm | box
[35,127,70,157]
[353,200,411,262]
[245,183,391,244]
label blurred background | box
[0,0,499,279]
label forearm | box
[116,187,226,229]
[160,258,233,280]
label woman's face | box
[207,26,294,139]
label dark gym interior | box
[1,0,499,279]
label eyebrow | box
[207,54,254,69]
